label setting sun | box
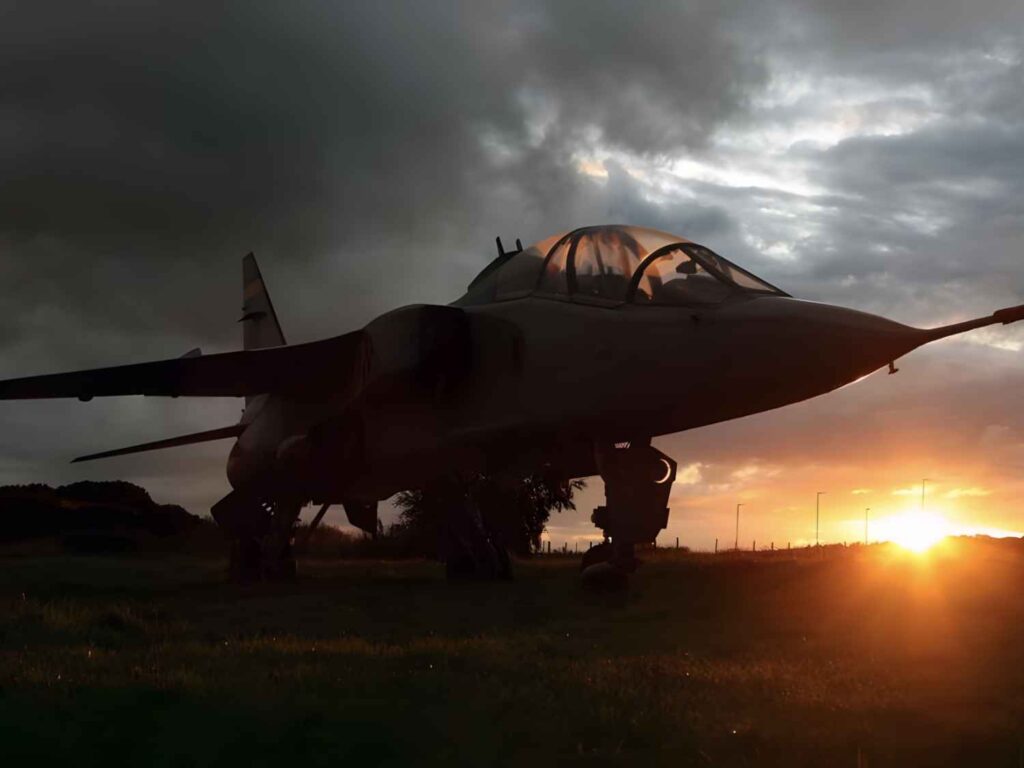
[874,512,950,553]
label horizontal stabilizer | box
[0,330,370,400]
[72,424,246,463]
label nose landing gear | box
[582,439,676,589]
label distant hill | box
[0,480,212,552]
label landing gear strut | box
[582,439,676,589]
[213,492,303,582]
[262,500,302,580]
[440,482,511,581]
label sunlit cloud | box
[892,486,923,497]
[731,463,781,482]
[575,159,608,179]
[963,329,1024,353]
[676,462,703,486]
[944,487,992,499]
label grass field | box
[3,540,1024,766]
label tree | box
[392,474,585,557]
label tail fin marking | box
[241,253,286,351]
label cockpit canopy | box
[460,225,787,306]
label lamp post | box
[816,491,826,546]
[920,478,929,514]
[735,503,743,550]
[865,507,870,545]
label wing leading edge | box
[0,331,370,401]
[71,424,247,463]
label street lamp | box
[920,478,930,514]
[816,491,826,546]
[735,503,744,550]
[865,507,870,545]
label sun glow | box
[874,512,951,553]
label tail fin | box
[241,253,286,351]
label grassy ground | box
[3,541,1024,766]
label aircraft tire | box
[580,541,613,571]
[581,561,629,591]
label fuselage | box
[227,292,926,504]
[220,222,1021,507]
[0,223,1016,534]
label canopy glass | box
[464,225,787,305]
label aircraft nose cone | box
[809,304,922,382]
[722,296,925,395]
[792,300,920,358]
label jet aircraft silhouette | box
[2,225,1022,583]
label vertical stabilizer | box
[241,253,286,351]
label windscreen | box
[683,244,785,295]
[634,246,732,305]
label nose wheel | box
[582,439,676,589]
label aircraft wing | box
[0,331,370,400]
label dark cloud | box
[0,0,1021,534]
[784,0,1024,50]
[0,0,767,511]
[0,1,768,351]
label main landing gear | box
[212,492,302,582]
[581,439,676,590]
[438,480,511,581]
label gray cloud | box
[1,0,1022,532]
[0,0,768,511]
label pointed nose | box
[723,296,927,394]
[803,302,924,381]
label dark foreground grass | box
[3,541,1024,766]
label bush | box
[391,474,585,558]
[0,481,209,548]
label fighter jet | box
[2,225,1022,583]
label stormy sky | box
[1,1,1022,548]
